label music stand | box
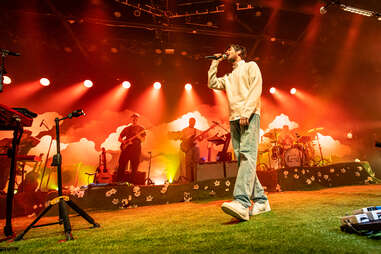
[15,110,100,241]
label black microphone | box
[205,54,227,60]
[0,48,21,56]
[68,109,85,119]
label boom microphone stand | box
[15,110,100,241]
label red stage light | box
[3,75,11,85]
[40,78,50,86]
[84,80,93,88]
[269,87,276,94]
[153,82,161,90]
[185,83,192,91]
[122,81,131,89]
[290,88,296,95]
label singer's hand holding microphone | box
[205,53,227,61]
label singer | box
[207,44,270,221]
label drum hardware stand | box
[145,152,154,185]
[14,110,100,241]
[37,120,53,191]
[315,134,325,166]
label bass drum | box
[284,147,303,168]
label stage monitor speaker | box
[196,162,224,181]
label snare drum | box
[284,147,303,167]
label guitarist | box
[116,113,146,183]
[180,117,203,183]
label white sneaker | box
[249,200,271,216]
[221,200,249,221]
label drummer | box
[278,125,296,149]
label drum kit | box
[257,127,325,170]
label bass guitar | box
[120,128,147,151]
[180,123,217,153]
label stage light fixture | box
[185,83,192,91]
[40,78,50,86]
[347,132,353,139]
[84,80,93,88]
[290,88,296,95]
[122,81,131,89]
[269,87,276,94]
[153,82,161,90]
[341,5,374,17]
[3,75,11,84]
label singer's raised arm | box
[208,60,226,90]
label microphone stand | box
[15,110,100,241]
[37,120,53,191]
[0,50,7,93]
[145,152,154,185]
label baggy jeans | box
[230,113,268,208]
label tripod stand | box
[14,110,100,241]
[145,152,154,185]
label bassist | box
[116,113,146,183]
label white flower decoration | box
[193,184,199,190]
[311,176,315,181]
[204,186,209,190]
[329,168,335,173]
[146,195,153,202]
[133,186,141,193]
[184,192,192,202]
[323,175,329,180]
[340,168,346,173]
[355,172,361,177]
[112,198,119,205]
[225,188,230,192]
[225,180,231,187]
[134,191,141,197]
[160,186,168,194]
[357,166,363,171]
[306,179,312,185]
[301,169,306,175]
[214,180,220,187]
[293,174,299,179]
[283,171,289,176]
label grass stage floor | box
[1,184,381,253]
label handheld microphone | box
[68,109,85,119]
[205,54,227,60]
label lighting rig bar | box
[115,0,257,19]
[321,1,381,20]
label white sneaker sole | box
[221,203,249,221]
[250,202,271,216]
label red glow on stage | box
[212,90,229,118]
[3,75,11,84]
[122,81,131,89]
[269,87,276,94]
[290,88,296,95]
[185,83,192,91]
[84,80,93,88]
[40,78,50,86]
[132,85,165,124]
[153,82,161,90]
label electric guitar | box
[94,148,112,184]
[180,123,217,153]
[120,128,147,151]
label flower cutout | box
[204,186,209,190]
[301,169,306,175]
[105,188,117,197]
[283,171,289,176]
[317,172,322,177]
[121,199,129,208]
[306,179,312,185]
[276,184,281,192]
[355,172,361,177]
[134,191,141,197]
[357,166,363,171]
[311,176,315,181]
[133,186,141,193]
[225,188,230,192]
[293,174,299,179]
[184,192,192,202]
[323,174,329,180]
[225,180,231,187]
[160,186,168,194]
[193,184,199,190]
[128,195,132,201]
[329,168,335,173]
[146,195,153,202]
[214,180,220,187]
[112,198,119,205]
[340,168,346,174]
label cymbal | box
[307,127,324,133]
[263,132,277,139]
